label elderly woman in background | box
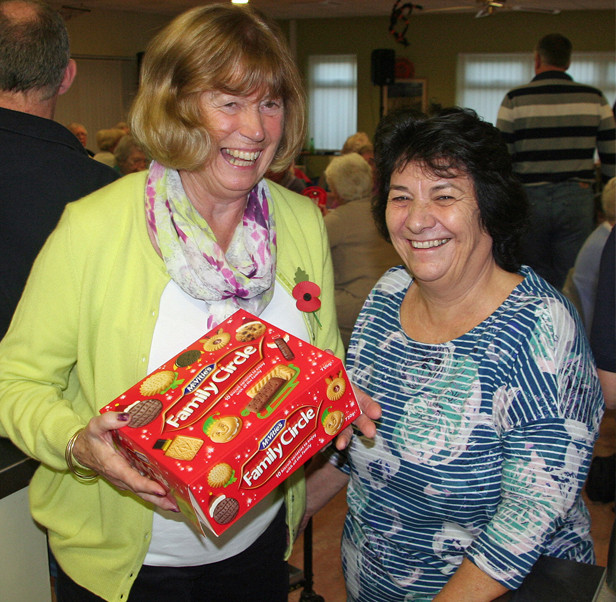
[324,152,400,347]
[93,126,125,167]
[113,134,148,175]
[341,131,371,155]
[0,5,378,601]
[304,108,604,600]
[67,121,94,156]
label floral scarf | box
[145,161,277,330]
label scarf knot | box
[145,161,277,329]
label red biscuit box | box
[100,308,359,536]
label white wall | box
[0,487,51,602]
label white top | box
[144,279,309,566]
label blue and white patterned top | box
[339,265,604,601]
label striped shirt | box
[496,71,616,185]
[339,265,604,601]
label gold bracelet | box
[65,428,98,482]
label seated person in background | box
[324,152,400,348]
[293,163,311,185]
[304,108,604,600]
[93,127,124,167]
[358,142,377,192]
[341,131,371,155]
[66,122,94,156]
[114,121,130,134]
[113,134,148,175]
[319,131,374,203]
[569,177,615,332]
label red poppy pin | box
[292,268,322,328]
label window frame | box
[307,54,358,152]
[456,51,616,125]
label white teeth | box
[224,149,260,165]
[411,239,449,249]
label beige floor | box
[289,410,616,601]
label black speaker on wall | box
[371,49,395,86]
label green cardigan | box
[0,172,343,601]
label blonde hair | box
[341,132,371,155]
[602,177,616,223]
[95,128,125,152]
[129,4,305,172]
[325,152,373,203]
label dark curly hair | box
[372,107,529,273]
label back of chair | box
[301,186,328,216]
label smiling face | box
[119,147,147,175]
[208,416,242,443]
[385,161,495,291]
[193,89,284,203]
[70,125,87,147]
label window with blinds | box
[456,52,615,125]
[307,54,358,152]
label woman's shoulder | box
[358,266,410,315]
[56,171,149,253]
[499,266,586,348]
[515,266,579,318]
[63,171,147,225]
[373,265,411,293]
[266,179,322,221]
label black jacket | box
[0,106,119,338]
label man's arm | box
[495,93,516,157]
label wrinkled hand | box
[334,383,381,450]
[71,412,179,512]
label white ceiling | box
[51,0,616,20]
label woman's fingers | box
[71,413,179,511]
[354,384,382,421]
[335,384,381,450]
[321,348,381,449]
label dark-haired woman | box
[303,108,604,600]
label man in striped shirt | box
[496,33,615,290]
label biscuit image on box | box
[126,399,163,428]
[235,320,266,342]
[207,463,236,488]
[139,370,180,396]
[203,414,242,443]
[175,349,202,369]
[201,329,231,352]
[322,407,345,436]
[209,495,239,525]
[325,371,346,401]
[158,435,203,461]
[246,365,295,413]
[274,337,295,360]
